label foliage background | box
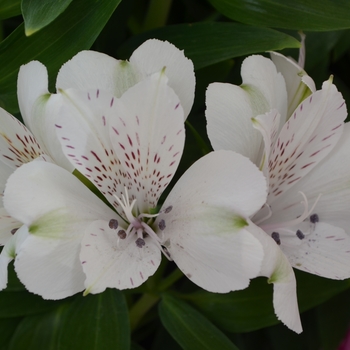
[1,0,350,349]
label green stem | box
[158,268,183,292]
[186,120,211,155]
[143,0,172,31]
[129,293,160,331]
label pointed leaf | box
[209,0,350,31]
[22,0,73,36]
[118,22,300,70]
[159,294,239,350]
[58,290,130,350]
[0,0,121,113]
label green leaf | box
[185,271,350,333]
[208,0,350,31]
[159,294,239,350]
[8,304,68,350]
[58,289,130,350]
[22,0,73,36]
[0,0,21,20]
[0,0,121,114]
[118,22,300,70]
[0,290,66,318]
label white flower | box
[206,55,350,333]
[4,66,267,299]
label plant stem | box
[158,268,183,292]
[143,0,172,31]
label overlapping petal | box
[56,39,195,118]
[4,161,116,299]
[156,150,267,292]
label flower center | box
[110,188,171,259]
[253,192,321,247]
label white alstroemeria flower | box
[4,71,267,299]
[206,60,350,332]
[0,104,72,290]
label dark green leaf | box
[0,317,22,348]
[208,0,350,31]
[159,294,239,350]
[22,0,73,36]
[58,289,130,350]
[0,0,21,20]
[186,271,350,333]
[7,304,68,350]
[0,290,66,318]
[0,0,121,113]
[118,22,300,70]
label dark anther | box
[310,214,319,223]
[109,219,119,229]
[10,228,18,235]
[164,206,173,213]
[158,219,166,231]
[135,238,146,248]
[117,230,127,239]
[296,229,305,240]
[271,232,281,245]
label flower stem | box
[129,293,160,331]
[143,0,172,31]
[158,267,183,292]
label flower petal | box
[282,222,350,279]
[56,50,142,98]
[269,123,350,236]
[156,150,267,292]
[241,55,288,124]
[81,220,161,294]
[268,80,346,203]
[270,51,316,117]
[109,71,185,212]
[248,223,302,334]
[206,83,263,166]
[4,161,116,299]
[252,109,280,179]
[0,107,45,168]
[17,61,49,130]
[0,207,22,245]
[130,39,195,118]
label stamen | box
[158,220,166,231]
[254,203,272,225]
[260,192,321,231]
[271,232,281,245]
[135,238,146,248]
[109,219,118,229]
[310,214,319,223]
[118,230,127,239]
[296,229,305,240]
[11,228,18,235]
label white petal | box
[156,150,267,292]
[269,123,350,235]
[56,50,142,98]
[130,39,195,118]
[0,208,22,245]
[110,71,185,212]
[241,55,288,124]
[53,88,128,211]
[252,109,280,179]
[270,52,316,118]
[282,223,350,279]
[17,61,49,130]
[0,225,29,291]
[0,108,45,168]
[268,80,346,203]
[206,83,263,166]
[4,161,116,299]
[81,220,161,294]
[248,224,302,334]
